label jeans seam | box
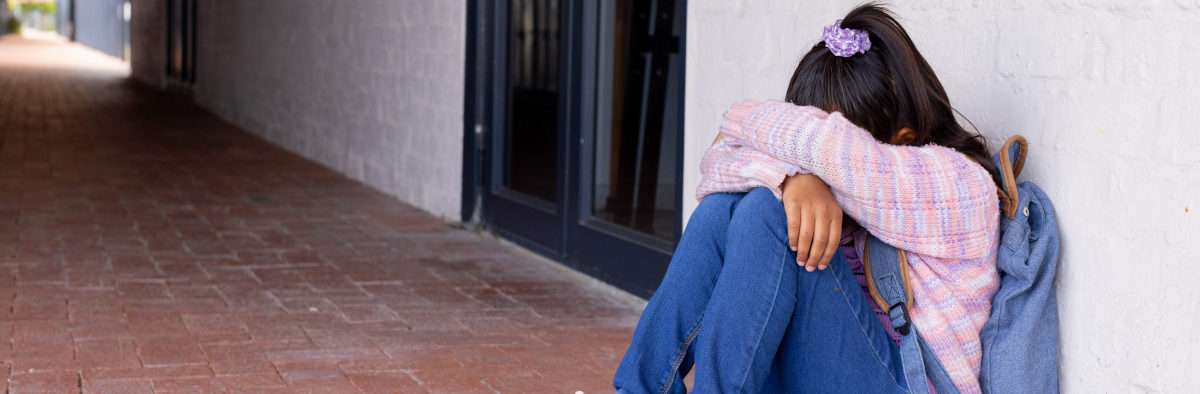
[829,262,906,391]
[734,246,787,393]
[660,314,704,394]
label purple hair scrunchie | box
[822,19,871,57]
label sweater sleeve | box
[719,100,999,259]
[696,137,808,202]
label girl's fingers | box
[806,211,828,272]
[795,207,815,266]
[785,201,801,251]
[819,213,842,270]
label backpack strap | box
[862,236,914,333]
[994,135,1028,219]
[863,236,960,394]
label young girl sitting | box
[614,3,1002,393]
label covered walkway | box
[0,36,639,393]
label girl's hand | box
[781,174,842,272]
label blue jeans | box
[613,188,906,393]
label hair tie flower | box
[822,19,871,57]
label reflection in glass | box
[504,0,560,203]
[592,0,683,240]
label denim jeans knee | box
[728,187,789,245]
[690,192,743,230]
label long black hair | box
[785,3,1001,186]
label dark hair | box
[785,3,1001,186]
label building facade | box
[53,0,1200,391]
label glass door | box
[472,0,685,297]
[569,0,684,296]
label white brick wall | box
[188,0,465,220]
[684,1,1199,391]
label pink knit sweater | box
[697,100,1001,393]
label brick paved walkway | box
[0,36,642,393]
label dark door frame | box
[462,0,686,298]
[68,0,76,41]
[165,0,197,90]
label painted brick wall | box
[129,0,163,88]
[684,1,1199,391]
[180,1,465,220]
[72,0,126,59]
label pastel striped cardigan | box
[697,100,1001,393]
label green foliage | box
[6,17,20,35]
[17,3,54,15]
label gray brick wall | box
[133,1,466,220]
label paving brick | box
[336,303,401,323]
[154,262,213,284]
[182,313,248,336]
[153,372,286,391]
[82,379,156,394]
[447,344,522,368]
[410,368,495,394]
[395,310,472,331]
[346,372,423,392]
[301,327,374,349]
[240,319,311,343]
[202,345,277,375]
[76,338,142,369]
[8,370,81,392]
[69,318,133,341]
[274,360,349,385]
[11,299,70,320]
[136,336,207,366]
[230,382,361,394]
[458,287,524,309]
[276,297,340,315]
[367,348,464,371]
[124,308,188,338]
[13,321,73,348]
[7,346,77,372]
[267,347,388,364]
[84,364,212,382]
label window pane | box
[504,0,560,203]
[592,0,682,240]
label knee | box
[736,188,786,220]
[728,188,788,244]
[744,187,782,207]
[688,193,741,231]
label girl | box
[613,4,1001,393]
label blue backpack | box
[863,135,1060,393]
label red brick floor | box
[0,36,641,393]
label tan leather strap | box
[861,240,914,312]
[997,135,1028,219]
